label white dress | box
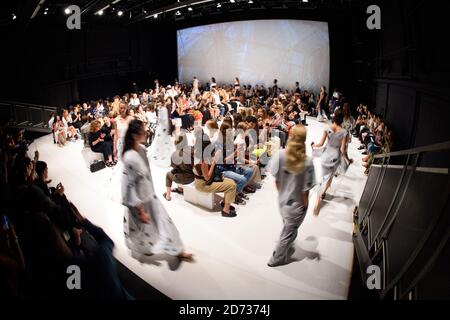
[116,116,130,159]
[149,107,174,167]
[192,79,200,96]
[122,145,184,256]
[320,128,348,189]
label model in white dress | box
[121,120,193,262]
[122,145,184,256]
[149,106,174,167]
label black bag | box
[90,160,105,173]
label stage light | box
[230,0,235,3]
[153,13,158,18]
[175,10,181,16]
[188,7,193,11]
[302,0,309,2]
[64,7,71,14]
[217,3,222,8]
[248,0,253,3]
[97,10,104,15]
[117,10,123,16]
[12,13,17,20]
[44,11,47,15]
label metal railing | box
[0,100,57,133]
[353,140,450,300]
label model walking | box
[121,119,193,262]
[312,110,353,216]
[268,125,316,267]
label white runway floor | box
[30,117,367,300]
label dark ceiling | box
[1,0,358,28]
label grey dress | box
[122,145,184,256]
[320,128,348,184]
[268,151,316,266]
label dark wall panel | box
[385,85,416,150]
[414,94,450,147]
[375,82,388,117]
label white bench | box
[183,183,216,210]
[81,147,104,168]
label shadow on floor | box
[115,258,170,300]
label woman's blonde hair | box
[284,125,307,175]
[89,120,101,133]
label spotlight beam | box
[81,0,104,15]
[30,0,46,19]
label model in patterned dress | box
[121,119,193,262]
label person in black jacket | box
[88,120,114,167]
[33,161,51,197]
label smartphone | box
[2,215,10,231]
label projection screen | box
[177,19,330,92]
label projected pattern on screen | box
[177,19,330,92]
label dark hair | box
[175,133,188,150]
[122,119,144,157]
[343,103,351,118]
[233,113,243,129]
[332,109,344,126]
[246,115,257,124]
[35,161,47,177]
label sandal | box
[163,193,171,201]
[244,186,256,193]
[239,193,250,200]
[220,201,236,212]
[221,210,237,218]
[172,188,183,195]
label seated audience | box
[163,133,195,201]
[88,120,115,166]
[193,136,237,218]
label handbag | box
[90,160,106,173]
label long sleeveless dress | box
[122,145,184,256]
[149,107,174,168]
[320,128,348,189]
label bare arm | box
[341,135,352,163]
[91,137,103,146]
[302,191,309,208]
[201,162,216,181]
[313,131,328,148]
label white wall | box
[177,19,330,92]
